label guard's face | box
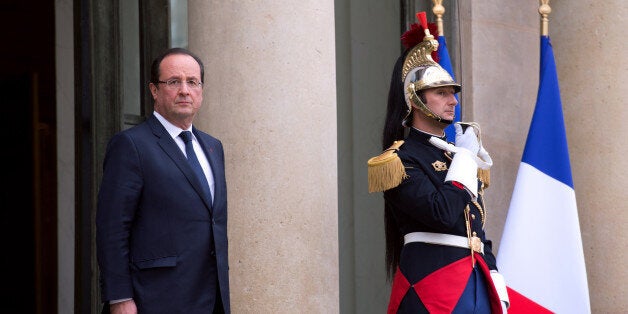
[422,86,458,121]
[150,54,203,128]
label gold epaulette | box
[367,140,408,193]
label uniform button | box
[210,250,216,257]
[471,214,476,219]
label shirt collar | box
[411,127,446,140]
[153,111,193,140]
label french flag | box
[497,36,591,313]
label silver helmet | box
[400,26,460,126]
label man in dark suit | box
[96,47,230,314]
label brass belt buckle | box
[470,236,482,254]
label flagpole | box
[432,0,445,36]
[539,0,551,36]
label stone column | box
[552,1,627,312]
[463,1,541,250]
[188,1,339,313]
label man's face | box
[422,86,458,121]
[150,54,203,128]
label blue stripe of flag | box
[521,36,574,188]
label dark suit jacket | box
[96,114,230,313]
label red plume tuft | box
[400,23,423,49]
[400,22,440,63]
[416,12,428,30]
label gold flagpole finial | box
[539,0,552,36]
[432,0,445,36]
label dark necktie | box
[179,131,212,203]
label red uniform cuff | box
[451,181,465,190]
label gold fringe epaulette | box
[478,169,490,189]
[367,140,408,193]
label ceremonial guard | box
[368,12,510,313]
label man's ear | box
[410,91,426,109]
[149,83,158,99]
[409,100,421,110]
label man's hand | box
[110,299,137,314]
[429,122,492,170]
[454,123,480,154]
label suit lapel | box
[148,116,214,212]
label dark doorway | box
[0,1,58,313]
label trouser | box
[387,255,502,314]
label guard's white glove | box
[427,124,478,197]
[455,123,480,154]
[501,300,508,314]
[429,123,492,170]
[490,270,510,312]
[477,145,493,169]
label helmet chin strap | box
[419,106,454,125]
